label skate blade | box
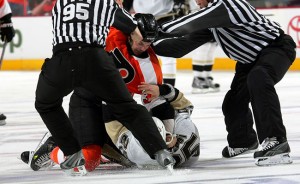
[166,164,174,175]
[255,153,293,166]
[191,88,209,94]
[0,120,6,126]
[40,160,55,170]
[208,88,220,93]
[63,165,87,176]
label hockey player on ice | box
[0,0,14,43]
[20,13,199,171]
[33,115,200,170]
[126,0,191,86]
[103,13,199,168]
[112,115,200,168]
[0,0,15,126]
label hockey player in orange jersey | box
[104,13,193,148]
[49,13,198,169]
[51,13,194,168]
[20,13,196,171]
[103,13,198,168]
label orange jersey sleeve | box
[105,27,162,94]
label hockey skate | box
[191,77,209,94]
[60,150,87,176]
[154,149,175,171]
[20,151,35,164]
[30,132,56,171]
[205,76,220,92]
[0,113,7,126]
[222,141,258,158]
[254,137,292,166]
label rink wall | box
[0,8,300,71]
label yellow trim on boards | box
[177,58,300,70]
[1,58,300,70]
[1,59,44,70]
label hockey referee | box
[154,0,296,166]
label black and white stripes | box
[161,0,282,64]
[52,0,118,47]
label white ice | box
[0,70,300,184]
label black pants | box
[69,88,107,148]
[35,46,167,156]
[222,34,296,147]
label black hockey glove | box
[158,83,179,102]
[0,13,15,42]
[173,0,189,18]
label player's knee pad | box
[50,144,102,172]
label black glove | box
[0,13,15,42]
[173,0,189,18]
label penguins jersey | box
[132,0,174,16]
[116,113,200,168]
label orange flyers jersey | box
[105,27,163,95]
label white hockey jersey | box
[116,113,200,168]
[133,0,174,16]
[0,0,12,19]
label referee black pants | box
[222,34,296,147]
[35,47,167,156]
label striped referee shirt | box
[52,0,136,48]
[157,0,283,64]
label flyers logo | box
[287,16,300,48]
[112,48,135,83]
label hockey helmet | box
[134,13,158,42]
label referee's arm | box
[112,8,137,35]
[161,1,232,36]
[153,29,214,58]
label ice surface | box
[1,71,300,184]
